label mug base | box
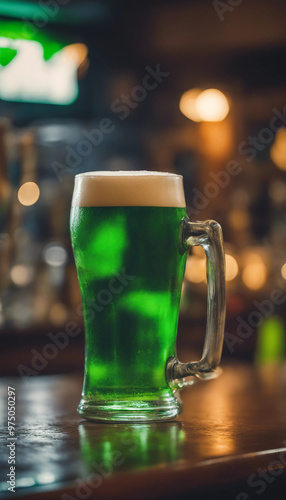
[77,394,182,423]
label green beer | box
[70,171,187,421]
[71,171,226,421]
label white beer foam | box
[72,171,186,207]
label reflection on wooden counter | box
[1,355,286,499]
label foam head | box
[72,171,186,207]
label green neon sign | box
[0,21,81,105]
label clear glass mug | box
[70,171,225,422]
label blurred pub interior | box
[1,0,286,376]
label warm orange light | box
[225,254,238,281]
[270,128,286,171]
[185,255,206,283]
[63,43,88,65]
[199,120,233,160]
[228,208,250,231]
[63,43,89,79]
[180,88,229,123]
[179,88,203,122]
[18,182,40,206]
[192,245,205,257]
[281,263,286,280]
[195,89,229,122]
[242,255,267,290]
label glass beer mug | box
[70,171,225,422]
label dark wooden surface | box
[1,357,286,499]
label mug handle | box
[166,218,226,389]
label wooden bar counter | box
[1,355,286,499]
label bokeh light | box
[195,89,229,122]
[255,317,285,364]
[225,254,238,281]
[270,128,286,171]
[18,182,40,206]
[36,472,56,485]
[43,243,68,267]
[228,208,250,231]
[179,88,202,122]
[192,245,205,257]
[180,88,229,122]
[10,264,34,286]
[281,263,286,280]
[185,255,206,283]
[242,254,267,290]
